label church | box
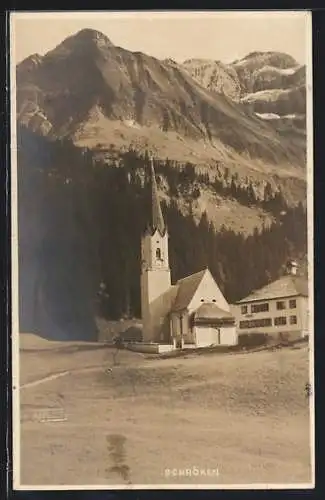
[140,159,238,349]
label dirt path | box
[21,371,71,389]
[20,364,116,390]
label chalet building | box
[140,158,237,349]
[232,261,309,341]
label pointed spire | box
[148,156,166,236]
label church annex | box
[140,159,237,349]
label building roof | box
[161,284,180,309]
[148,158,166,236]
[194,302,233,321]
[171,269,207,312]
[236,275,309,304]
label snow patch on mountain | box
[255,112,281,120]
[242,88,289,103]
[254,65,299,77]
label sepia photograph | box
[10,10,314,489]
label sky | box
[11,11,310,65]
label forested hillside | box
[17,125,307,340]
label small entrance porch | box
[193,303,237,347]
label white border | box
[10,13,21,490]
[10,10,315,491]
[305,10,315,489]
[10,10,307,20]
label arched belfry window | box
[156,248,162,260]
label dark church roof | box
[237,275,309,304]
[147,158,166,236]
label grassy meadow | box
[18,334,312,487]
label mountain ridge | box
[182,53,305,116]
[17,29,305,171]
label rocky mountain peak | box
[45,28,115,59]
[73,28,115,46]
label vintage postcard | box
[10,10,314,489]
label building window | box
[251,303,269,313]
[200,299,204,302]
[212,299,216,303]
[156,248,162,260]
[241,305,248,314]
[289,299,297,309]
[276,301,286,310]
[290,315,297,325]
[274,316,287,326]
[239,318,272,329]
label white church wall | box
[188,269,230,315]
[171,313,179,336]
[141,268,171,311]
[170,311,194,344]
[143,285,178,343]
[141,230,169,271]
[220,326,238,345]
[182,313,195,343]
[194,325,237,347]
[181,313,189,336]
[141,223,172,343]
[194,326,217,347]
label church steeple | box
[148,157,166,236]
[141,157,171,342]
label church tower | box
[141,157,171,342]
